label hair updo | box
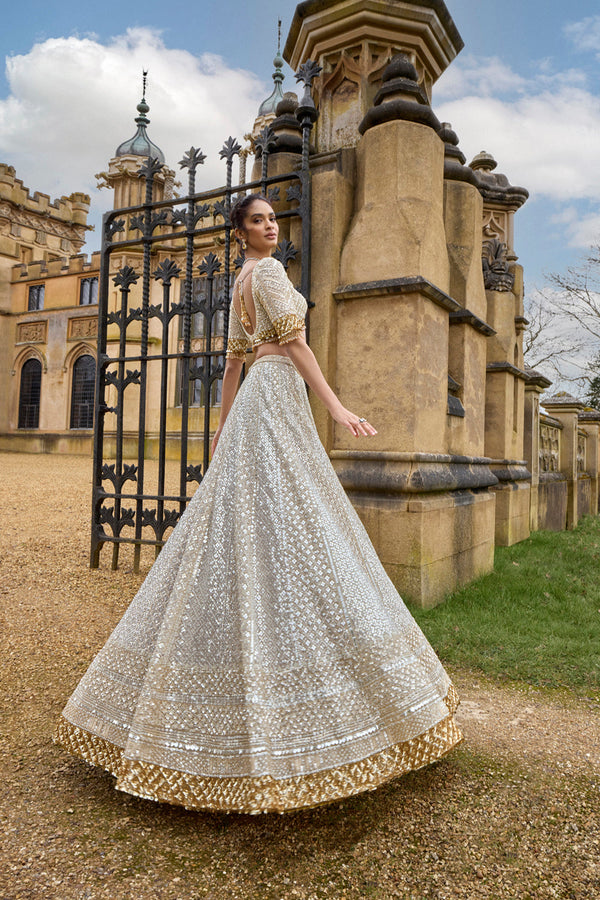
[230,193,272,235]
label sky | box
[2,0,600,305]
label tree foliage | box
[524,245,600,403]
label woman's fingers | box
[346,416,377,437]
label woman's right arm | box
[211,357,244,455]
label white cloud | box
[564,15,600,54]
[434,54,527,100]
[436,85,600,201]
[0,28,266,248]
[433,52,600,253]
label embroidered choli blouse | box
[226,256,307,360]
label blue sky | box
[2,0,600,298]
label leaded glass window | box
[70,355,95,429]
[18,358,42,428]
[27,284,44,311]
[79,277,98,306]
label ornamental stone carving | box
[17,321,47,344]
[539,421,560,474]
[68,316,98,340]
[482,238,514,292]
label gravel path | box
[1,452,598,900]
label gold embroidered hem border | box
[54,698,462,815]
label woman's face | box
[238,199,279,254]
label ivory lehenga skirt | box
[55,355,462,814]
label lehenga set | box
[55,257,462,814]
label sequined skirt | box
[55,355,462,813]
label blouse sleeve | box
[253,257,306,344]
[225,303,251,360]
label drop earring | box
[242,239,247,251]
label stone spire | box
[257,21,286,118]
[96,71,175,217]
[115,71,165,163]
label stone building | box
[1,0,598,606]
[0,163,98,453]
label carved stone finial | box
[469,150,528,208]
[359,52,440,135]
[440,122,478,186]
[270,92,303,154]
[469,150,497,173]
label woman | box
[55,194,462,814]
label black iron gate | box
[91,61,321,571]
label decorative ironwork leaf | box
[210,363,225,384]
[273,239,298,269]
[212,200,230,224]
[105,218,125,241]
[101,463,116,485]
[119,508,135,529]
[255,125,277,155]
[171,209,187,227]
[234,254,245,270]
[179,146,207,171]
[104,371,119,388]
[99,505,115,525]
[153,259,181,285]
[189,363,206,381]
[122,464,138,484]
[141,508,158,528]
[150,210,170,233]
[137,157,164,180]
[147,304,163,319]
[295,59,323,89]
[113,265,139,290]
[193,204,211,226]
[267,186,280,203]
[106,310,122,327]
[198,252,221,277]
[127,307,143,324]
[186,465,203,484]
[129,214,145,233]
[163,509,180,529]
[219,136,242,162]
[124,369,141,387]
[286,184,302,203]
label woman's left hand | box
[331,404,377,438]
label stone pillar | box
[440,122,491,457]
[331,63,496,605]
[284,0,464,154]
[470,151,531,545]
[524,368,552,531]
[282,1,502,607]
[543,394,585,529]
[579,409,600,516]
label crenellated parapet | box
[0,164,91,263]
[11,251,100,283]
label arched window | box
[18,358,42,429]
[70,355,96,429]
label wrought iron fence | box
[91,61,321,571]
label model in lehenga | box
[55,194,462,814]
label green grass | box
[411,516,600,693]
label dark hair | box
[231,193,272,233]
